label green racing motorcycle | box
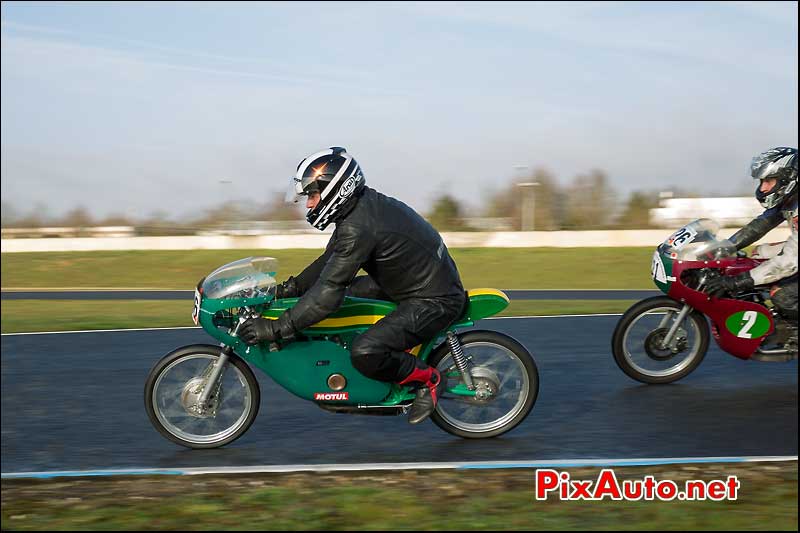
[144,257,539,448]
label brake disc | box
[180,377,219,418]
[644,327,688,361]
[450,367,500,405]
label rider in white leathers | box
[706,147,798,323]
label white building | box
[649,194,763,228]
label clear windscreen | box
[660,219,737,260]
[201,257,278,299]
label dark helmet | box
[750,147,797,209]
[287,147,366,230]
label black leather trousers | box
[347,278,466,383]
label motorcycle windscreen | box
[202,257,278,299]
[661,218,736,261]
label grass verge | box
[1,248,655,290]
[1,462,796,530]
[0,300,635,334]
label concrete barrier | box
[0,228,790,253]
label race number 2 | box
[725,310,770,340]
[736,310,758,339]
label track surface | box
[2,316,796,473]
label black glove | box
[705,272,754,298]
[239,318,279,346]
[275,276,299,299]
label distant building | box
[649,193,762,228]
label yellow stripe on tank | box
[312,315,385,328]
[262,314,386,328]
[264,314,422,354]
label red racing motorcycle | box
[612,218,797,384]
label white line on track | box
[2,456,796,479]
[1,326,202,336]
[485,313,623,320]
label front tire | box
[428,331,539,439]
[144,344,260,449]
[612,297,709,384]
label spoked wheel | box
[428,331,539,438]
[612,297,709,384]
[144,344,260,449]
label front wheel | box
[612,297,709,384]
[428,330,539,439]
[144,344,260,449]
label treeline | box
[1,192,304,235]
[427,168,661,231]
[2,169,667,232]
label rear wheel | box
[428,331,538,439]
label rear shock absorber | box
[447,331,474,390]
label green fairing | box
[197,291,507,405]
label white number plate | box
[665,225,697,249]
[191,289,201,325]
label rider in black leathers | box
[240,147,467,424]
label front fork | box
[658,303,693,350]
[197,315,250,408]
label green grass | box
[1,248,655,290]
[0,300,193,333]
[1,464,796,530]
[1,248,647,333]
[0,300,635,333]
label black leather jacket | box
[272,187,465,338]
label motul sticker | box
[314,392,349,401]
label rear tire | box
[428,331,538,438]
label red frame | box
[667,257,774,359]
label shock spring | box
[447,331,474,390]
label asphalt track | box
[2,315,796,475]
[0,290,660,300]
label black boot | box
[398,365,444,425]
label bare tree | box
[616,190,660,228]
[258,191,303,221]
[58,206,94,228]
[1,202,18,228]
[562,170,617,229]
[485,168,563,230]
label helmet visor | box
[284,177,304,204]
[284,175,327,204]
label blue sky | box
[1,1,797,220]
